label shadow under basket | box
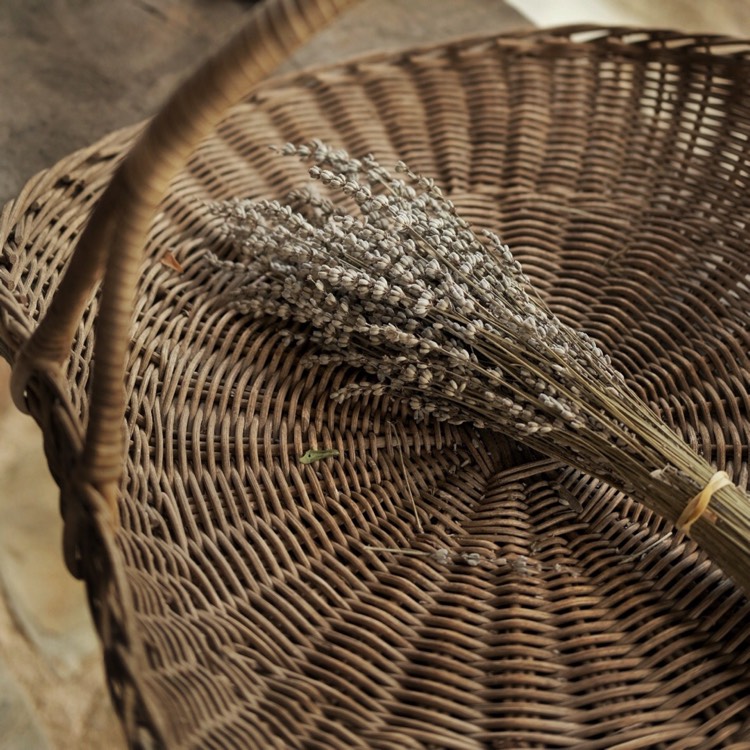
[3,18,750,750]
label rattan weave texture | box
[3,22,750,750]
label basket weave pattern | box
[2,26,750,748]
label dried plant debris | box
[300,448,340,464]
[207,140,750,594]
[160,250,184,273]
[364,546,576,574]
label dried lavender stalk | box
[207,140,750,593]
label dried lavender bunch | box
[208,140,750,594]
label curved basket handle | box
[11,0,356,514]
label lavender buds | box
[207,140,750,595]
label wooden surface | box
[0,0,529,206]
[0,0,252,205]
[0,2,529,748]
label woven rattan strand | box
[3,19,750,749]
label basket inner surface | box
[2,29,750,749]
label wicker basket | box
[2,1,750,747]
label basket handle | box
[11,0,356,514]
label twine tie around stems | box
[677,470,732,536]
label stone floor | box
[4,0,750,747]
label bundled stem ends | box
[208,140,750,595]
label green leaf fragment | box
[300,448,340,464]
